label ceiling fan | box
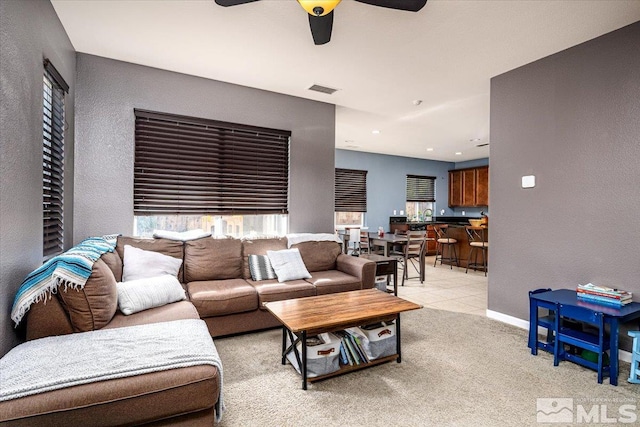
[214,0,428,45]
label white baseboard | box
[485,309,632,364]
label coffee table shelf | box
[307,354,399,383]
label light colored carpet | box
[215,308,638,426]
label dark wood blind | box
[335,168,367,212]
[134,110,290,215]
[43,60,67,258]
[406,175,436,202]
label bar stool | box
[628,330,640,384]
[465,226,488,276]
[433,224,458,269]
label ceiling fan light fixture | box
[297,0,342,16]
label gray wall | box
[490,23,640,325]
[0,0,76,357]
[74,54,335,241]
[335,149,455,230]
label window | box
[406,175,435,221]
[42,59,68,258]
[335,168,367,229]
[133,110,290,238]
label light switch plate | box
[522,175,536,188]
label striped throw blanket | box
[11,236,116,326]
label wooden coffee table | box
[264,289,422,389]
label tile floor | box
[394,255,488,316]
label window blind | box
[335,168,367,212]
[43,59,67,258]
[406,175,436,202]
[134,109,290,215]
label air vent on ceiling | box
[308,84,338,95]
[476,143,489,147]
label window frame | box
[42,59,68,259]
[335,168,367,213]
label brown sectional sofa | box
[1,235,375,426]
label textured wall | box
[74,54,335,241]
[490,23,640,325]
[335,149,455,230]
[0,0,76,356]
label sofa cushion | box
[103,300,199,330]
[184,237,242,282]
[0,364,219,427]
[187,279,258,317]
[57,259,118,332]
[241,237,287,279]
[122,245,183,282]
[247,279,316,308]
[116,236,184,282]
[117,275,186,315]
[290,241,342,272]
[100,250,123,282]
[306,270,362,295]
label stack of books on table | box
[577,283,633,307]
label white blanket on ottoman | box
[0,318,225,421]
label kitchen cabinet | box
[448,166,489,208]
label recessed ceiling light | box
[455,152,463,155]
[372,130,380,134]
[413,100,423,106]
[426,148,434,152]
[470,138,481,142]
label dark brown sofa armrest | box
[336,254,376,289]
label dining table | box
[338,231,426,283]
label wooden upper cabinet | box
[462,169,476,206]
[448,170,463,207]
[475,166,489,206]
[448,166,489,207]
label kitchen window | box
[406,175,435,221]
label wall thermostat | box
[522,175,536,188]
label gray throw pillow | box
[266,248,312,283]
[249,254,277,281]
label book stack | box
[577,283,633,307]
[334,330,370,366]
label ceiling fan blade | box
[308,11,334,45]
[353,0,427,12]
[214,0,261,6]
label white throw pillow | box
[122,245,182,282]
[117,274,186,315]
[266,248,312,283]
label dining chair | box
[433,224,459,269]
[553,303,610,384]
[528,288,555,355]
[359,230,371,254]
[401,230,426,286]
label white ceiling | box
[51,0,640,162]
